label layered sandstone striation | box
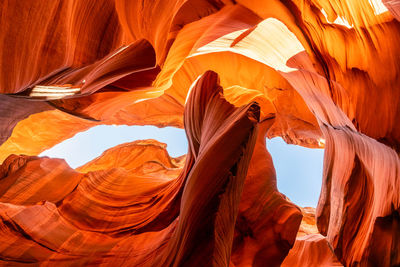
[0,0,399,266]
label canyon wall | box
[0,0,399,266]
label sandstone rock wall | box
[0,0,399,266]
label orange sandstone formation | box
[0,0,399,266]
[282,207,343,266]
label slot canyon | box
[0,0,399,266]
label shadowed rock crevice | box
[0,1,399,266]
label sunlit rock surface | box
[282,207,343,266]
[0,0,399,266]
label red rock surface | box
[282,207,343,266]
[0,0,399,266]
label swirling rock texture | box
[0,0,399,266]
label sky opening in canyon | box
[40,125,324,207]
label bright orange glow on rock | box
[0,0,399,266]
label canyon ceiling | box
[0,0,399,266]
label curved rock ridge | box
[231,118,302,266]
[0,0,400,266]
[282,234,343,267]
[0,71,262,265]
[282,207,343,267]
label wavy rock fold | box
[0,0,399,266]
